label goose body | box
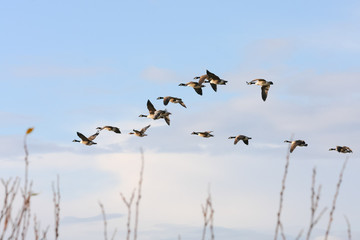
[191,131,214,138]
[129,125,151,137]
[228,135,252,145]
[329,146,353,153]
[246,79,273,101]
[96,126,121,134]
[139,100,171,125]
[284,140,308,153]
[73,131,99,145]
[157,96,187,108]
[179,81,205,95]
[194,70,227,92]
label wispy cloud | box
[62,213,123,224]
[9,65,115,78]
[141,66,180,83]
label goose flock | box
[72,70,353,154]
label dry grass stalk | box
[295,229,304,240]
[52,175,60,240]
[133,149,145,240]
[7,128,34,240]
[33,216,39,240]
[274,141,292,240]
[324,157,349,240]
[99,201,109,240]
[344,215,351,240]
[0,177,20,239]
[120,189,135,240]
[201,190,215,240]
[306,167,327,240]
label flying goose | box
[228,135,252,145]
[178,81,205,96]
[329,146,353,153]
[157,96,187,108]
[96,126,121,134]
[72,131,99,145]
[129,125,151,137]
[139,100,171,125]
[284,140,308,153]
[246,79,273,101]
[191,131,214,138]
[194,70,227,92]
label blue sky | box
[1,0,360,239]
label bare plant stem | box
[344,215,351,240]
[133,148,145,240]
[295,229,304,240]
[306,167,327,240]
[324,157,349,240]
[52,175,60,240]
[201,189,215,240]
[120,189,135,240]
[99,201,108,240]
[274,142,292,240]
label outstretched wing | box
[290,142,297,153]
[198,75,208,85]
[206,70,220,80]
[179,101,187,108]
[210,83,217,92]
[163,97,170,106]
[76,132,89,141]
[112,127,121,134]
[147,100,156,114]
[88,131,100,141]
[194,87,203,95]
[242,138,249,145]
[140,125,151,133]
[164,116,170,126]
[261,85,270,101]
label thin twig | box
[201,189,215,240]
[120,189,135,240]
[344,215,351,240]
[306,167,326,240]
[274,136,293,240]
[52,175,60,240]
[99,201,108,240]
[295,229,304,240]
[133,148,145,240]
[324,157,349,240]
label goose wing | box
[147,100,156,114]
[210,83,217,92]
[290,142,297,153]
[88,131,100,141]
[179,101,187,108]
[198,75,208,85]
[76,132,89,141]
[112,127,121,133]
[164,115,170,125]
[242,138,249,145]
[194,87,203,96]
[163,96,171,106]
[206,70,220,80]
[261,85,271,101]
[140,125,151,133]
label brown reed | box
[52,175,60,240]
[201,189,215,240]
[305,167,327,240]
[324,157,349,240]
[274,140,292,240]
[344,215,351,240]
